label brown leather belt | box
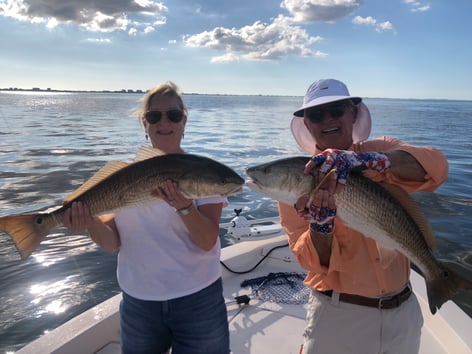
[317,284,412,309]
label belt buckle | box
[378,284,410,309]
[378,296,395,309]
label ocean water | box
[0,92,471,353]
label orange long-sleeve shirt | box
[278,136,448,297]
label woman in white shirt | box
[63,82,230,354]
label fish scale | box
[338,173,439,277]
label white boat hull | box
[16,219,472,354]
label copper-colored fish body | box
[0,148,244,259]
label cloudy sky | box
[1,0,471,99]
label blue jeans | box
[120,278,230,354]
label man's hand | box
[305,149,391,185]
[294,189,336,235]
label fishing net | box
[240,272,310,305]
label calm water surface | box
[0,92,471,353]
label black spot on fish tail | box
[0,213,51,259]
[425,262,472,315]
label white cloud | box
[0,0,168,33]
[211,53,240,63]
[46,17,58,29]
[144,26,155,33]
[79,10,128,32]
[85,37,112,43]
[403,0,431,12]
[280,0,362,23]
[352,15,376,26]
[412,5,430,12]
[352,15,395,33]
[376,21,394,32]
[184,15,325,62]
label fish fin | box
[135,146,166,162]
[0,214,50,259]
[64,146,164,203]
[379,183,437,252]
[425,262,472,314]
[63,161,129,203]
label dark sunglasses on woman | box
[145,110,184,124]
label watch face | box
[177,204,194,216]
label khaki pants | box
[301,290,423,354]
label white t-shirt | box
[114,197,227,301]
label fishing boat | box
[16,214,472,354]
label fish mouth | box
[224,186,244,196]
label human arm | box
[156,180,222,251]
[293,186,336,266]
[179,203,223,251]
[352,137,448,191]
[304,139,447,195]
[63,202,121,253]
[279,201,331,271]
[381,150,426,181]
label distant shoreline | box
[0,88,469,101]
[0,87,144,94]
[0,87,299,97]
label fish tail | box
[0,214,51,259]
[425,262,472,314]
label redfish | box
[0,147,244,259]
[246,156,472,314]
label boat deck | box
[17,235,472,354]
[222,237,307,353]
[222,237,472,354]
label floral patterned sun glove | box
[310,149,391,184]
[296,204,336,224]
[296,203,336,235]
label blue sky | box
[1,0,471,99]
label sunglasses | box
[144,110,184,124]
[305,103,349,124]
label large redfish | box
[0,147,244,259]
[246,156,472,314]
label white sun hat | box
[290,79,372,154]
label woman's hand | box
[63,201,94,232]
[156,180,193,211]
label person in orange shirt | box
[279,79,448,354]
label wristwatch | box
[176,204,194,216]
